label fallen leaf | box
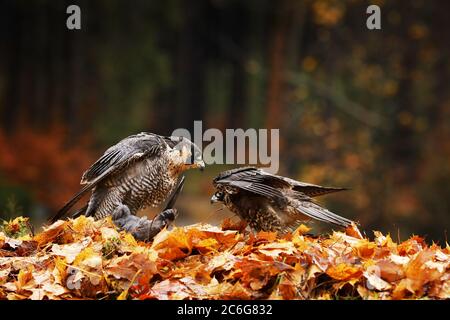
[326,263,363,281]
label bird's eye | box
[215,192,222,197]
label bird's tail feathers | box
[70,205,88,219]
[288,198,353,228]
[48,184,92,223]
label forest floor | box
[0,216,449,300]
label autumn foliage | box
[0,216,448,300]
[0,127,94,210]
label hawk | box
[50,132,204,240]
[211,167,354,233]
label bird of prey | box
[211,167,354,233]
[49,132,205,240]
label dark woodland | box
[0,0,449,244]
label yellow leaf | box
[54,257,67,276]
[292,234,309,251]
[17,266,33,290]
[293,224,311,236]
[123,233,138,247]
[354,240,377,259]
[117,289,128,300]
[71,215,95,235]
[73,247,97,266]
[196,238,218,252]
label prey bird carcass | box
[211,167,355,233]
[50,132,205,240]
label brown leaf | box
[376,259,405,282]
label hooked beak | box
[210,194,219,204]
[197,160,205,172]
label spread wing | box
[214,166,347,198]
[49,133,167,223]
[213,167,289,203]
[275,176,347,197]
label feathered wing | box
[164,176,185,211]
[81,133,165,184]
[214,167,288,202]
[70,204,88,219]
[214,166,347,198]
[286,195,354,228]
[280,177,348,197]
[49,165,119,223]
[49,133,166,223]
[213,166,260,183]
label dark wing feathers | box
[214,167,346,198]
[214,167,286,188]
[49,183,97,223]
[289,200,353,227]
[215,167,287,202]
[81,134,165,184]
[280,176,348,197]
[164,176,185,211]
[256,169,347,197]
[70,204,88,219]
[49,133,167,223]
[81,148,121,182]
[228,180,286,202]
[213,166,259,184]
[293,185,347,197]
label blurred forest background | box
[0,0,449,243]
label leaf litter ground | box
[0,216,448,300]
